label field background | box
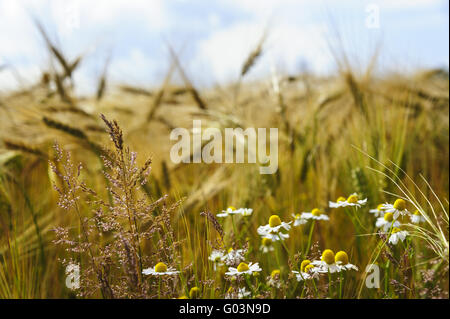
[0,10,449,298]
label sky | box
[0,0,448,94]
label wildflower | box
[267,269,282,288]
[292,213,308,226]
[142,262,179,276]
[292,260,320,281]
[382,199,410,219]
[311,249,341,273]
[178,295,188,299]
[300,208,330,221]
[225,287,251,299]
[223,248,245,266]
[369,204,386,217]
[257,215,291,241]
[239,208,253,216]
[334,251,358,271]
[375,212,400,232]
[259,237,275,253]
[217,206,240,218]
[410,210,426,224]
[292,264,320,281]
[217,206,253,217]
[329,193,367,208]
[209,249,225,269]
[189,287,201,299]
[388,227,409,245]
[225,262,262,276]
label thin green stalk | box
[305,220,315,256]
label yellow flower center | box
[321,249,335,265]
[189,287,201,299]
[311,208,322,216]
[262,238,272,246]
[335,251,349,265]
[228,206,236,211]
[178,295,188,299]
[391,227,401,234]
[393,199,406,211]
[214,256,222,262]
[413,210,421,216]
[295,213,301,219]
[228,247,234,253]
[300,260,311,272]
[271,269,280,279]
[377,204,384,211]
[337,196,346,202]
[347,194,358,203]
[269,215,282,227]
[304,264,315,273]
[154,262,168,273]
[384,212,394,222]
[237,262,249,272]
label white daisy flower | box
[225,262,262,276]
[208,249,225,269]
[239,208,253,216]
[292,260,320,281]
[369,204,386,217]
[311,249,358,274]
[292,213,308,226]
[257,215,291,241]
[142,262,179,276]
[217,206,240,218]
[311,249,341,274]
[334,251,358,271]
[410,210,426,224]
[300,208,330,221]
[259,237,275,253]
[388,228,409,245]
[382,199,410,219]
[329,194,367,208]
[375,212,400,232]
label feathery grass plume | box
[50,115,179,298]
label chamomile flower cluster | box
[329,194,367,209]
[369,198,414,245]
[292,260,320,281]
[217,206,253,218]
[311,250,358,273]
[300,208,330,221]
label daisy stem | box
[277,233,290,256]
[231,215,241,246]
[158,277,161,299]
[311,278,319,298]
[328,271,332,298]
[384,261,390,295]
[274,243,282,270]
[305,220,315,256]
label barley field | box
[0,12,449,300]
